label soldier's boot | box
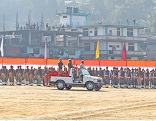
[10,81,14,86]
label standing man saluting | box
[79,60,85,82]
[80,60,85,70]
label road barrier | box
[0,58,156,67]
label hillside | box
[0,0,156,31]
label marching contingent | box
[0,59,156,89]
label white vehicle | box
[48,68,103,91]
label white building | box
[56,7,147,60]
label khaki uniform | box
[37,68,42,86]
[25,68,30,85]
[9,67,15,85]
[104,69,110,87]
[126,70,132,88]
[42,68,48,86]
[144,70,150,88]
[119,69,126,88]
[16,68,23,85]
[113,69,119,88]
[29,68,34,86]
[136,70,142,88]
[1,67,8,85]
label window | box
[128,43,134,45]
[111,57,115,59]
[83,28,88,36]
[109,45,112,47]
[128,43,134,51]
[108,30,112,35]
[128,46,134,51]
[109,50,113,54]
[127,28,133,37]
[84,43,90,51]
[20,47,27,53]
[94,42,98,50]
[73,7,78,13]
[33,48,40,54]
[117,28,120,36]
[94,28,97,36]
[71,29,77,31]
[63,16,67,18]
[127,57,131,60]
[116,45,119,48]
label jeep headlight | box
[97,79,102,82]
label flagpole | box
[1,36,4,68]
[1,57,3,68]
[44,39,47,67]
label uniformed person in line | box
[92,67,95,76]
[1,66,8,85]
[21,66,25,84]
[9,65,15,86]
[144,69,150,89]
[87,67,92,75]
[131,68,136,88]
[126,68,132,88]
[34,68,38,84]
[42,66,48,86]
[152,69,156,89]
[141,69,145,88]
[16,66,19,84]
[29,66,34,86]
[149,69,154,88]
[17,65,23,85]
[25,66,30,85]
[37,66,42,86]
[95,68,99,77]
[104,67,110,88]
[136,68,142,89]
[98,68,104,79]
[119,67,126,88]
[113,67,119,88]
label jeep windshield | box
[81,69,90,76]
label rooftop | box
[67,21,147,29]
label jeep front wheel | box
[95,85,101,91]
[66,85,72,90]
[56,80,65,90]
[86,82,94,91]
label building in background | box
[0,7,147,60]
[57,7,147,60]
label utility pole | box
[3,14,5,31]
[28,10,31,26]
[16,12,19,30]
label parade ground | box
[0,86,155,120]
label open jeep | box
[47,68,103,91]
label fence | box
[0,58,156,68]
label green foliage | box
[0,0,156,31]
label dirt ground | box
[0,86,156,120]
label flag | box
[95,40,100,59]
[44,41,47,59]
[122,43,127,61]
[1,37,4,57]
